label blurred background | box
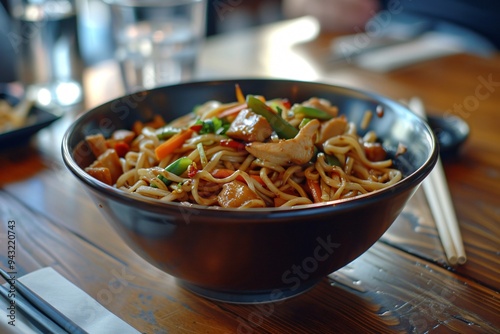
[0,0,285,84]
[1,0,498,85]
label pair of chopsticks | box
[408,97,467,265]
[0,267,88,334]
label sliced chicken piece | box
[226,109,273,142]
[90,149,123,184]
[245,119,320,165]
[363,142,387,161]
[217,180,264,208]
[88,160,103,168]
[145,114,166,129]
[85,167,112,185]
[85,133,108,158]
[317,116,347,144]
[112,129,136,144]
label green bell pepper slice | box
[158,157,193,186]
[246,95,298,139]
[292,105,333,120]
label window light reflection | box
[260,17,320,80]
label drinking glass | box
[104,0,207,93]
[8,0,84,108]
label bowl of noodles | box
[62,79,438,303]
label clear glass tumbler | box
[104,0,207,93]
[8,0,84,108]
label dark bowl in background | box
[0,89,62,148]
[426,113,469,159]
[62,79,438,303]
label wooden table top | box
[1,17,499,333]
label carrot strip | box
[247,175,266,185]
[211,169,233,179]
[218,94,269,119]
[217,103,247,119]
[274,197,288,207]
[211,169,265,185]
[307,179,322,203]
[235,84,245,103]
[155,129,194,161]
[113,141,130,158]
[273,187,300,207]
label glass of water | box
[104,0,207,93]
[8,0,84,109]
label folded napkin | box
[1,267,141,333]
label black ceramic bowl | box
[62,79,438,303]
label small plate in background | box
[0,90,62,148]
[427,114,469,158]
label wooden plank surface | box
[1,187,498,333]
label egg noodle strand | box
[93,96,403,208]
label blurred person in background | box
[283,0,500,50]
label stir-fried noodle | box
[84,87,402,208]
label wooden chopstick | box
[0,267,88,334]
[408,97,467,265]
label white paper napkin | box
[1,267,141,333]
